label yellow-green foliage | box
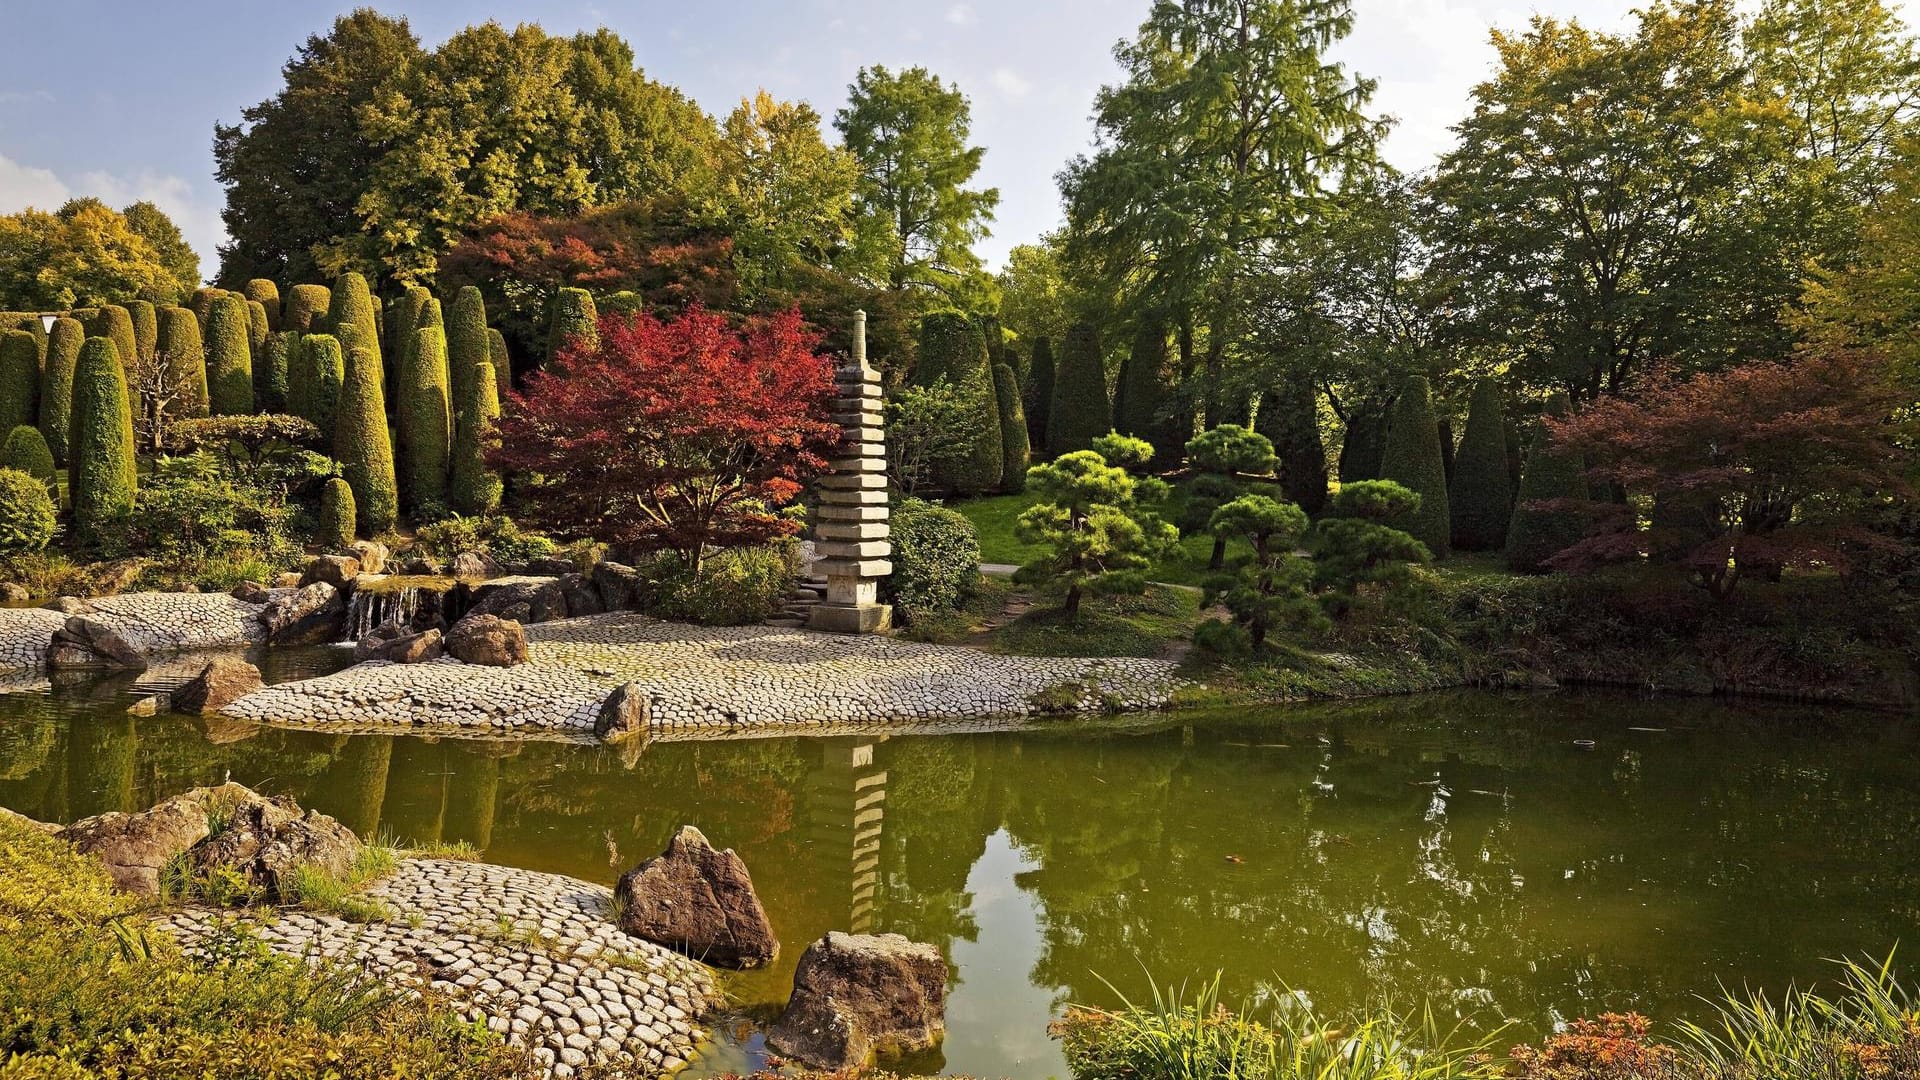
[246,298,270,356]
[284,283,330,334]
[0,466,56,553]
[0,815,528,1079]
[125,300,157,364]
[319,476,356,547]
[205,294,254,415]
[68,338,137,550]
[39,317,82,465]
[336,344,398,533]
[0,330,38,437]
[486,328,511,398]
[242,278,282,331]
[1,425,56,484]
[450,359,502,515]
[328,273,382,371]
[155,305,208,417]
[85,306,137,386]
[402,326,451,511]
[547,287,597,367]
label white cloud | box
[990,68,1032,98]
[0,154,71,213]
[947,3,976,26]
[0,154,219,284]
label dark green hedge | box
[39,317,82,465]
[1023,335,1054,456]
[1449,379,1514,551]
[334,344,397,533]
[69,337,137,550]
[992,362,1029,494]
[205,295,255,415]
[1505,391,1589,573]
[1048,321,1110,455]
[1114,321,1173,454]
[0,331,38,439]
[156,305,209,417]
[486,327,512,398]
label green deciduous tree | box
[69,338,138,550]
[713,91,859,298]
[1015,449,1177,622]
[1061,0,1382,425]
[0,199,198,310]
[836,65,999,302]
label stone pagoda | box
[808,311,893,633]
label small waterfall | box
[343,585,425,642]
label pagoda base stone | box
[807,602,893,634]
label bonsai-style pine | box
[1206,494,1324,648]
[1013,449,1177,623]
[1308,479,1432,618]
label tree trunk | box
[1209,536,1227,571]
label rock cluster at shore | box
[222,610,1182,733]
[156,857,714,1078]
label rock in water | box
[57,782,257,894]
[446,613,529,667]
[358,628,444,664]
[596,682,650,742]
[767,932,948,1069]
[259,582,345,645]
[173,656,263,714]
[613,825,777,969]
[188,794,362,902]
[46,615,146,670]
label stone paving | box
[0,592,266,672]
[223,611,1182,733]
[154,858,715,1079]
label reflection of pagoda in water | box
[800,737,888,934]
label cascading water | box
[343,585,425,642]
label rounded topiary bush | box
[39,317,82,464]
[284,284,330,334]
[156,305,208,417]
[885,497,982,622]
[243,279,282,331]
[68,337,137,550]
[446,286,489,420]
[0,467,55,554]
[205,294,255,415]
[318,476,356,548]
[1,425,55,485]
[328,273,381,369]
[400,325,451,511]
[1024,335,1054,455]
[335,344,397,533]
[0,330,39,437]
[547,287,598,367]
[450,359,502,516]
[126,300,157,364]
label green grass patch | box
[987,584,1205,658]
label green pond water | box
[2,658,1918,1077]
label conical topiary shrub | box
[1048,321,1111,455]
[1114,321,1173,451]
[1506,391,1590,573]
[911,312,971,388]
[401,325,451,512]
[992,362,1029,495]
[547,287,598,368]
[446,286,489,423]
[126,300,157,365]
[334,344,397,534]
[487,328,512,398]
[450,359,503,515]
[205,295,255,415]
[1449,379,1514,551]
[156,305,208,417]
[243,279,282,332]
[1254,367,1327,515]
[188,287,224,332]
[386,286,430,371]
[0,331,38,438]
[69,337,137,550]
[246,299,270,358]
[86,306,137,384]
[293,333,345,434]
[39,317,82,465]
[0,425,55,488]
[914,313,1001,495]
[328,273,381,371]
[1024,335,1054,456]
[1378,375,1452,557]
[256,327,290,413]
[318,476,356,547]
[285,284,330,334]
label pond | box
[2,669,1918,1078]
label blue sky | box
[0,0,1662,283]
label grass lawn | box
[950,489,1249,587]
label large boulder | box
[57,782,256,894]
[767,932,948,1069]
[451,550,499,579]
[172,656,263,714]
[259,582,346,645]
[613,825,776,969]
[0,582,28,604]
[359,628,444,664]
[349,540,389,575]
[559,572,604,617]
[529,557,576,577]
[47,615,146,670]
[43,596,94,614]
[300,554,361,589]
[445,614,528,667]
[401,555,442,576]
[596,682,650,742]
[464,577,565,624]
[592,561,642,612]
[187,793,362,902]
[229,580,270,604]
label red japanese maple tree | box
[1543,348,1914,599]
[492,306,840,574]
